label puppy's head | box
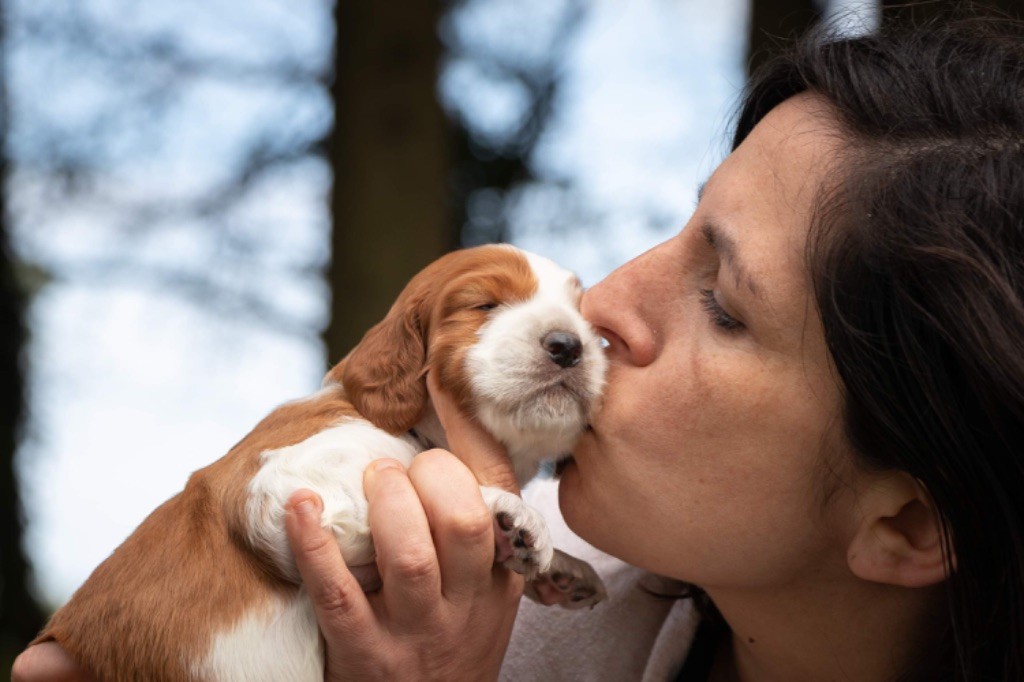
[331,244,606,460]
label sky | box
[11,0,875,607]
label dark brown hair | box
[733,13,1024,682]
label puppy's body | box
[38,245,607,682]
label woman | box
[16,15,1024,681]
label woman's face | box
[560,94,854,589]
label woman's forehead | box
[706,97,840,253]
[728,95,839,207]
[697,96,842,339]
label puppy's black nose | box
[542,332,582,368]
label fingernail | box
[289,494,320,516]
[372,458,403,472]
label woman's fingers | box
[427,372,519,494]
[284,491,379,647]
[408,449,496,601]
[362,459,443,625]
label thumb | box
[427,371,519,494]
[12,641,97,682]
[284,491,378,640]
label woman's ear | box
[846,472,952,588]
[334,299,430,434]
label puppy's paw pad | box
[525,550,607,610]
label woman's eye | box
[699,288,743,332]
[475,303,498,312]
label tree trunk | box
[324,2,455,363]
[746,0,822,77]
[0,218,44,663]
[0,0,47,653]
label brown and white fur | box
[35,244,608,682]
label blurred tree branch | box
[51,260,316,335]
[9,0,332,341]
[16,11,326,85]
[446,0,583,247]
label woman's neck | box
[705,575,942,682]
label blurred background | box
[1,0,1020,666]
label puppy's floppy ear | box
[335,297,430,434]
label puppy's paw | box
[480,487,554,579]
[525,548,607,609]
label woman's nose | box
[581,247,663,367]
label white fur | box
[467,250,607,485]
[246,419,421,582]
[196,591,322,682]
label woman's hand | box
[283,371,523,680]
[11,641,95,682]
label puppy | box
[35,244,608,682]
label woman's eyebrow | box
[700,221,763,301]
